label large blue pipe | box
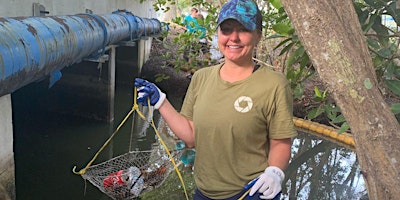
[0,10,162,96]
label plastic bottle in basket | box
[125,166,145,196]
[130,176,144,196]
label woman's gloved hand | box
[249,166,284,199]
[134,78,166,109]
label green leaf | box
[307,107,325,120]
[366,38,380,50]
[269,0,282,10]
[332,114,346,124]
[362,13,378,32]
[266,34,286,40]
[314,86,322,98]
[286,67,296,81]
[293,83,304,100]
[384,61,396,78]
[279,41,295,56]
[396,68,400,76]
[272,23,294,36]
[372,16,390,46]
[363,0,375,6]
[391,103,400,114]
[385,79,400,95]
[277,7,286,15]
[322,89,328,99]
[385,2,400,25]
[338,122,350,134]
[286,46,305,67]
[324,106,337,120]
[377,47,392,58]
[274,37,292,51]
[372,56,383,68]
[354,3,369,25]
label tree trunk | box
[280,0,400,199]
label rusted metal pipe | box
[0,10,162,96]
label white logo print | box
[234,96,253,113]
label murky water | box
[12,78,366,200]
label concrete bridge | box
[0,0,162,198]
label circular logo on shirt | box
[234,96,253,113]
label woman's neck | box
[219,60,256,82]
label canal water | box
[11,75,367,200]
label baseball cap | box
[217,0,261,31]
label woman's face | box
[218,19,261,63]
[191,9,198,17]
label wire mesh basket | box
[82,146,182,200]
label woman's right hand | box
[134,78,166,109]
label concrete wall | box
[0,1,159,199]
[0,0,158,18]
[0,94,14,200]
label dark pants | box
[193,188,281,200]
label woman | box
[182,7,200,33]
[135,0,297,199]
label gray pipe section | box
[0,10,162,96]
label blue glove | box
[134,78,166,109]
[249,166,284,199]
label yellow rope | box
[145,99,190,200]
[238,189,251,200]
[72,106,136,175]
[72,87,189,200]
[293,117,355,149]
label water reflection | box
[11,80,366,200]
[140,124,367,200]
[285,132,366,200]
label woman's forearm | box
[268,138,292,170]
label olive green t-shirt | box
[180,64,298,199]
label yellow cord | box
[72,87,189,200]
[72,88,141,175]
[72,107,135,175]
[145,98,190,200]
[238,189,251,200]
[293,117,355,149]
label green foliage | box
[269,0,283,10]
[268,0,400,128]
[354,0,400,122]
[154,0,218,73]
[391,103,400,114]
[153,0,400,129]
[385,79,400,95]
[266,4,313,102]
[153,0,175,12]
[307,87,350,133]
[154,73,170,83]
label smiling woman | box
[217,19,261,69]
[133,0,297,199]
